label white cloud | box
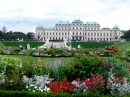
[0,0,130,33]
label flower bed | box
[0,53,130,96]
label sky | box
[0,0,130,33]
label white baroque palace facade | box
[35,19,123,42]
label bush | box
[0,90,121,97]
[63,54,106,81]
[9,47,21,54]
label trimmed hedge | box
[0,90,125,97]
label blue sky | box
[0,0,130,33]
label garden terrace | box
[0,42,130,96]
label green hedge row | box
[0,90,126,97]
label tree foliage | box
[0,31,34,41]
[121,30,130,39]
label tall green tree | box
[121,30,130,39]
[26,32,34,40]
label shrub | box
[9,47,21,54]
[64,54,106,80]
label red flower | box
[48,79,74,93]
[85,74,105,91]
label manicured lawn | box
[1,41,130,49]
[2,55,73,64]
[0,41,45,48]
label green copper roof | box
[36,25,44,29]
[113,25,119,29]
[86,21,99,25]
[72,19,83,24]
[56,21,71,25]
[44,27,54,30]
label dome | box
[113,25,119,30]
[72,19,83,25]
[36,25,44,29]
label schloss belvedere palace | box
[35,19,123,42]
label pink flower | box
[110,81,113,85]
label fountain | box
[37,38,70,50]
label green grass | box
[1,41,114,48]
[2,55,73,64]
[0,42,5,48]
[0,41,45,48]
[1,41,130,49]
[113,42,130,49]
[69,42,114,48]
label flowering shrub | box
[107,74,130,95]
[65,54,105,80]
[71,77,85,92]
[22,74,54,92]
[84,74,105,92]
[48,79,74,93]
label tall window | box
[100,33,102,36]
[104,33,105,36]
[110,33,111,36]
[97,33,99,36]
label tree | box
[121,30,130,38]
[26,32,34,40]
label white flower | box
[22,74,53,92]
[26,85,28,88]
